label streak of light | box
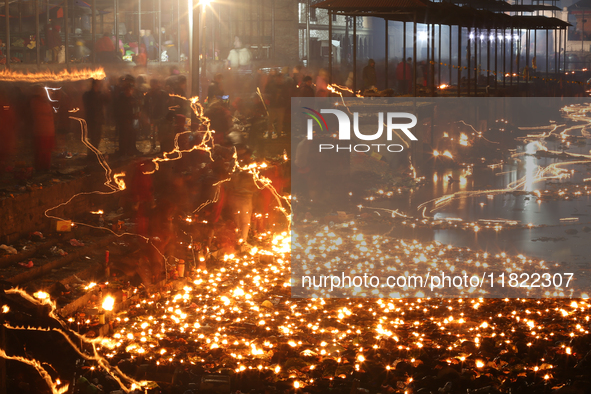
[0,68,106,82]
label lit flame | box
[0,68,106,82]
[34,291,49,300]
[102,295,115,311]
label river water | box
[379,110,591,269]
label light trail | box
[419,103,591,216]
[2,288,149,393]
[0,68,106,82]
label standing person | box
[82,79,108,158]
[283,68,295,134]
[94,32,116,63]
[30,85,56,171]
[265,71,289,137]
[292,65,304,88]
[144,79,169,152]
[315,69,329,97]
[396,57,412,94]
[142,30,157,60]
[362,58,377,90]
[298,75,315,97]
[205,101,232,146]
[162,40,178,62]
[283,67,295,95]
[46,26,62,63]
[115,77,140,156]
[0,87,17,174]
[207,73,225,103]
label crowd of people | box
[0,58,429,179]
[0,63,343,178]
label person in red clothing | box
[396,57,412,95]
[94,32,118,63]
[0,87,17,174]
[30,85,56,172]
[95,32,115,52]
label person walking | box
[298,76,315,97]
[83,79,108,158]
[30,85,56,171]
[207,73,225,103]
[396,57,412,94]
[46,26,62,63]
[265,71,289,137]
[94,32,117,63]
[115,77,140,156]
[144,78,170,152]
[362,58,377,90]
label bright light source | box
[34,291,49,300]
[102,295,115,311]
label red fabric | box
[396,61,412,81]
[95,36,115,53]
[210,185,225,224]
[0,102,16,171]
[134,52,147,66]
[35,136,54,171]
[31,96,55,138]
[129,162,154,236]
[257,167,285,231]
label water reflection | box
[378,116,591,265]
[524,142,539,192]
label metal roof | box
[446,0,560,12]
[313,0,569,29]
[312,0,428,10]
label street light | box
[188,0,213,98]
[201,0,208,93]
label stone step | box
[0,234,115,286]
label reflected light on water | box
[524,142,539,192]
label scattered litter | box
[0,244,17,254]
[18,261,34,268]
[50,246,68,256]
[70,239,85,247]
[31,231,44,240]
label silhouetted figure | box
[83,78,108,157]
[30,85,55,171]
[362,58,377,89]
